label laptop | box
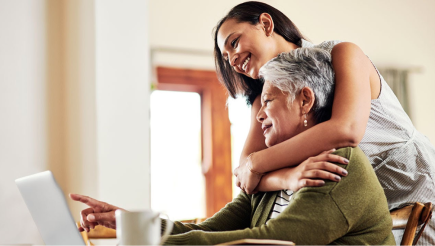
[15,170,86,245]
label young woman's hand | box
[283,149,349,191]
[240,149,350,193]
[69,193,125,232]
[233,157,263,194]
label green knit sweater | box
[163,147,396,245]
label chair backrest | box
[390,202,433,246]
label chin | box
[248,69,259,79]
[265,139,274,148]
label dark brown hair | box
[213,1,306,104]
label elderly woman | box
[71,48,395,245]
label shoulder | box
[331,42,367,61]
[330,42,371,76]
[315,40,343,51]
[334,147,370,170]
[307,40,368,64]
[333,147,381,191]
[296,147,368,195]
[333,146,364,161]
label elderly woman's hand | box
[284,149,349,191]
[69,193,125,232]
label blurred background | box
[1,0,434,244]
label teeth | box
[242,57,250,71]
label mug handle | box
[159,213,173,245]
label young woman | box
[214,1,435,244]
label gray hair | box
[259,47,335,124]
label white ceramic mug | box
[115,210,173,245]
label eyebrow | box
[261,92,272,102]
[262,92,272,97]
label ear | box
[299,87,315,114]
[258,13,274,36]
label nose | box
[229,52,239,67]
[256,106,266,123]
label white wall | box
[149,0,435,143]
[95,0,151,210]
[0,0,47,243]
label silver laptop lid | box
[15,171,85,245]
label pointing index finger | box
[69,193,102,208]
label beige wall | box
[1,0,434,244]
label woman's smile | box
[242,55,250,72]
[262,123,272,136]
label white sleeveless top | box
[269,39,435,245]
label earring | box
[303,112,308,127]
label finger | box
[102,222,116,230]
[321,148,336,155]
[87,211,116,224]
[310,153,349,165]
[304,170,342,182]
[309,161,348,176]
[233,167,239,176]
[303,161,347,176]
[299,179,326,189]
[78,226,84,232]
[80,207,95,231]
[235,176,241,188]
[70,193,104,208]
[89,221,98,229]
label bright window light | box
[150,90,205,220]
[227,97,251,199]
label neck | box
[274,35,299,54]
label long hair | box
[213,1,306,104]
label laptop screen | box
[15,171,85,245]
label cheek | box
[276,116,299,139]
[248,39,270,60]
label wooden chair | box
[390,202,433,245]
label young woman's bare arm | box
[256,149,349,192]
[234,42,377,194]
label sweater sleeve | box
[163,191,252,242]
[164,190,348,245]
